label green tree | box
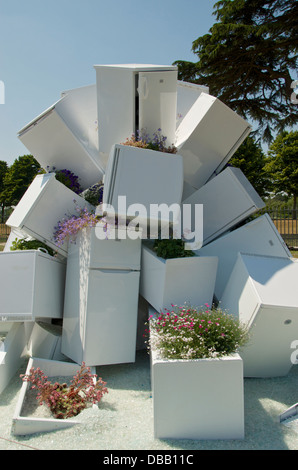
[228,136,269,198]
[3,155,41,207]
[263,130,298,218]
[0,160,8,223]
[174,0,298,143]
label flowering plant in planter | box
[20,362,108,420]
[53,202,102,247]
[147,304,249,360]
[121,128,177,154]
[44,166,82,194]
[10,237,55,256]
[82,182,104,206]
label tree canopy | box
[228,135,269,198]
[174,0,298,143]
[2,155,41,207]
[263,130,298,217]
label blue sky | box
[0,0,216,165]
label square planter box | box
[12,357,96,436]
[6,173,94,257]
[140,243,218,312]
[0,250,66,322]
[151,345,244,440]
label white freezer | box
[182,166,265,247]
[175,92,251,189]
[94,64,178,168]
[176,80,209,127]
[220,253,298,377]
[0,250,66,322]
[18,84,104,189]
[6,173,94,257]
[61,228,142,366]
[103,144,183,226]
[198,213,291,300]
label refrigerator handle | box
[138,76,149,100]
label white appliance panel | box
[198,213,291,300]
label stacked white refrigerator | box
[18,84,104,190]
[103,144,183,226]
[175,92,251,190]
[220,253,298,378]
[94,64,178,169]
[198,213,291,301]
[61,226,142,366]
[182,166,265,247]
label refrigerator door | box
[18,85,104,190]
[182,166,265,247]
[83,269,140,366]
[78,226,142,270]
[138,70,177,147]
[220,253,298,377]
[103,144,183,225]
[198,213,291,300]
[94,64,178,168]
[175,93,251,189]
[62,265,141,366]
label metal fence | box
[0,224,10,242]
[262,208,298,248]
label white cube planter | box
[140,243,218,311]
[6,173,94,257]
[151,346,244,440]
[0,250,66,322]
[12,357,96,436]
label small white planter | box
[151,346,244,440]
[140,243,218,312]
[12,357,96,436]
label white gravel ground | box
[1,349,298,451]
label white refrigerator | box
[182,166,265,247]
[18,84,104,190]
[175,92,251,189]
[0,250,66,322]
[221,253,298,378]
[94,64,178,169]
[198,213,291,300]
[61,227,142,366]
[103,144,183,227]
[6,173,94,257]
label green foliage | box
[264,130,298,217]
[153,238,195,259]
[10,238,55,256]
[3,155,41,206]
[229,136,269,197]
[174,0,298,142]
